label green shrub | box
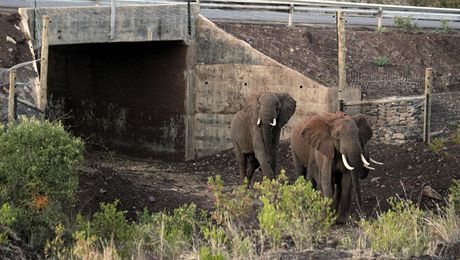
[428,138,446,153]
[373,56,390,67]
[448,180,460,214]
[440,20,450,33]
[453,126,460,144]
[358,197,429,257]
[76,200,135,257]
[199,246,225,260]
[0,118,84,250]
[254,171,334,250]
[135,203,199,259]
[207,176,254,225]
[0,203,16,244]
[394,16,417,30]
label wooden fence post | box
[288,3,294,27]
[377,7,383,30]
[337,11,346,104]
[423,68,432,143]
[38,15,50,116]
[8,69,16,123]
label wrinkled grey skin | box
[290,112,373,223]
[231,92,296,184]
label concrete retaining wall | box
[191,16,337,158]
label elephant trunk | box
[348,151,363,211]
[262,126,275,178]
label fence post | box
[288,3,294,27]
[8,69,16,123]
[423,68,432,143]
[38,15,50,116]
[337,11,346,105]
[377,7,383,30]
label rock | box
[148,196,156,203]
[422,185,443,200]
[289,48,294,52]
[6,36,16,44]
[99,188,107,194]
[8,48,13,53]
[371,177,381,183]
[392,133,405,140]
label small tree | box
[0,118,84,250]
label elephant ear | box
[301,115,334,158]
[352,115,373,143]
[243,93,260,123]
[277,93,297,127]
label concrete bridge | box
[18,3,336,160]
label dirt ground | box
[78,141,460,220]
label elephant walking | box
[231,92,296,184]
[290,112,383,223]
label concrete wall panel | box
[193,64,336,158]
[20,4,198,46]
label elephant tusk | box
[363,164,375,170]
[341,154,354,171]
[257,118,261,126]
[269,118,277,126]
[370,157,383,165]
[361,154,370,166]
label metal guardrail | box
[199,0,460,22]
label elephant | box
[290,112,383,223]
[231,92,296,184]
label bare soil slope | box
[216,23,460,97]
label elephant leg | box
[317,153,333,199]
[233,141,248,182]
[292,151,306,179]
[332,171,342,213]
[307,162,318,190]
[333,183,341,215]
[246,154,260,186]
[336,172,352,224]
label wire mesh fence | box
[429,66,460,140]
[430,91,460,139]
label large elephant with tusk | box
[231,92,296,184]
[290,112,383,223]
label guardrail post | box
[8,69,16,123]
[337,11,346,104]
[38,15,49,117]
[377,7,383,30]
[423,68,432,143]
[288,3,294,27]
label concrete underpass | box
[19,3,336,160]
[48,41,188,159]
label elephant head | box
[243,92,296,178]
[300,112,380,209]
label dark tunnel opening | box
[48,41,188,160]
